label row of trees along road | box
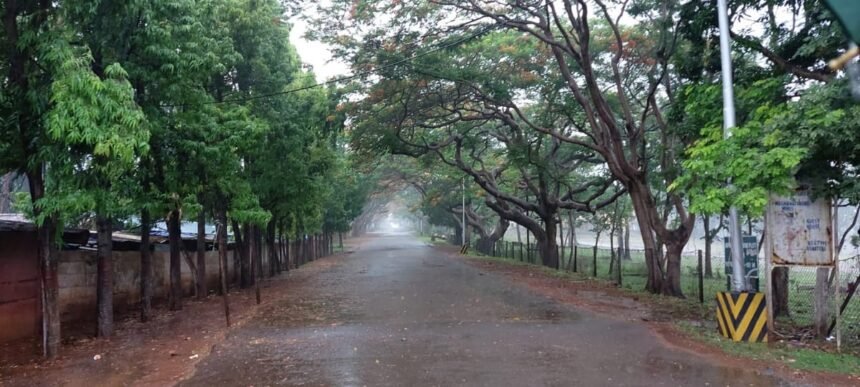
[312,0,859,300]
[0,0,367,358]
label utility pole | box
[718,0,747,293]
[462,177,466,247]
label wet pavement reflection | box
[181,233,795,386]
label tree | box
[315,0,695,295]
[672,0,851,316]
[0,0,148,354]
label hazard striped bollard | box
[715,292,767,343]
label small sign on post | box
[724,235,759,291]
[766,191,833,266]
[764,190,839,348]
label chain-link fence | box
[478,239,860,347]
[765,260,860,346]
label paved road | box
[181,234,791,386]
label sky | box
[289,17,350,81]
[287,3,787,82]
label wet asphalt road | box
[181,233,792,386]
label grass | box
[451,240,860,375]
[676,321,860,375]
[491,240,860,333]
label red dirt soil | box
[0,238,366,387]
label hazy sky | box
[289,17,350,81]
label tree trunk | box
[297,236,303,267]
[297,233,304,266]
[231,220,246,287]
[96,214,113,337]
[592,230,600,277]
[267,220,277,276]
[250,225,261,305]
[303,235,309,264]
[235,222,251,288]
[312,234,318,260]
[246,224,256,285]
[232,243,240,286]
[339,232,343,249]
[196,207,207,299]
[629,184,665,294]
[703,214,713,278]
[568,212,576,268]
[27,170,61,358]
[772,267,790,317]
[609,222,618,276]
[475,218,509,255]
[623,221,631,260]
[140,209,153,322]
[216,207,231,326]
[662,242,685,297]
[0,173,11,213]
[181,244,198,298]
[167,206,183,310]
[287,236,292,268]
[536,217,559,269]
[558,214,566,267]
[253,225,263,279]
[515,224,521,244]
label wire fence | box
[477,239,860,346]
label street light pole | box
[717,0,748,293]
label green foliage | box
[0,0,366,236]
[671,80,806,216]
[777,80,860,203]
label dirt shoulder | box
[0,238,368,387]
[456,251,860,386]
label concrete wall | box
[59,249,236,322]
[0,231,40,342]
[0,231,294,344]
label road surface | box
[181,233,791,386]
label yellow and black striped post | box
[460,245,469,254]
[715,292,768,343]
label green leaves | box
[672,85,807,216]
[47,47,147,166]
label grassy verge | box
[455,246,859,376]
[676,321,860,375]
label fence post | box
[698,250,704,304]
[561,243,566,268]
[573,245,578,273]
[527,242,531,263]
[556,245,561,270]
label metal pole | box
[698,250,705,304]
[833,203,841,350]
[462,177,466,247]
[717,0,747,293]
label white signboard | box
[766,191,833,266]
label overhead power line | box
[164,25,495,108]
